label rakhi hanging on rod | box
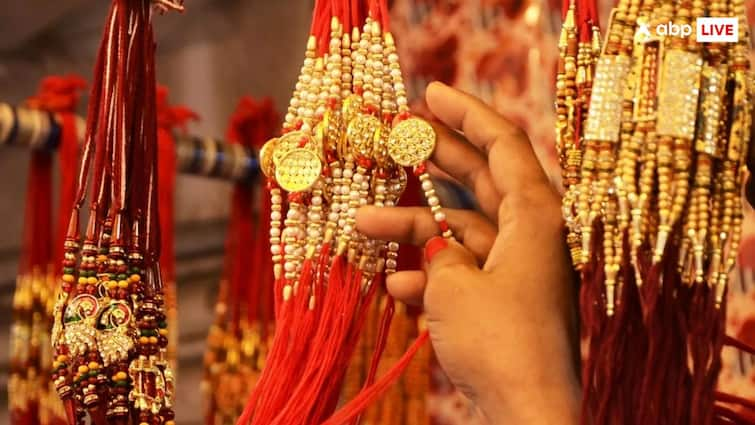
[237,0,451,423]
[557,0,755,423]
[9,75,86,425]
[49,1,183,425]
[0,102,256,183]
[202,96,278,425]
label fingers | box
[425,81,549,195]
[429,121,502,220]
[356,205,496,263]
[385,270,426,306]
[423,236,480,292]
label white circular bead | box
[421,180,433,191]
[270,228,281,237]
[271,245,281,255]
[428,196,439,207]
[348,208,357,218]
[434,211,446,222]
[284,262,295,272]
[312,196,322,206]
[353,173,363,183]
[271,211,282,221]
[386,259,397,269]
[328,212,339,222]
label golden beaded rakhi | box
[558,0,755,422]
[237,0,451,424]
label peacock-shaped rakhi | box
[49,1,183,424]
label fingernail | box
[424,236,448,263]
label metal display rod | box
[0,102,259,182]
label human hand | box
[356,82,580,424]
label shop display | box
[557,0,755,423]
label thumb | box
[424,236,481,281]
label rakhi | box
[9,75,85,425]
[202,96,278,425]
[558,0,755,423]
[49,1,182,425]
[237,0,450,424]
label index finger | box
[425,81,550,194]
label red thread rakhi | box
[202,96,278,425]
[9,75,86,425]
[49,2,182,425]
[237,0,452,424]
[558,0,755,424]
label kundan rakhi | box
[49,1,183,425]
[237,0,451,424]
[558,0,755,423]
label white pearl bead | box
[285,245,295,254]
[301,74,312,83]
[348,208,357,218]
[434,212,446,222]
[428,196,439,207]
[328,212,339,222]
[343,169,353,178]
[395,82,405,92]
[390,69,401,78]
[359,198,368,206]
[332,168,342,178]
[312,197,322,206]
[284,262,295,272]
[386,200,395,206]
[388,242,400,251]
[271,211,282,221]
[376,185,386,194]
[421,180,433,191]
[271,245,281,254]
[309,213,321,221]
[304,58,314,66]
[397,97,408,106]
[338,219,347,227]
[353,173,363,183]
[388,53,399,63]
[270,228,281,237]
[386,259,397,269]
[360,181,369,190]
[343,225,353,234]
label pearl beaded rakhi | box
[238,1,451,424]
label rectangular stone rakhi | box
[656,49,703,140]
[584,55,631,142]
[695,65,726,156]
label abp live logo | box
[639,17,738,43]
[697,17,738,42]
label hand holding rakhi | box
[356,82,580,425]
